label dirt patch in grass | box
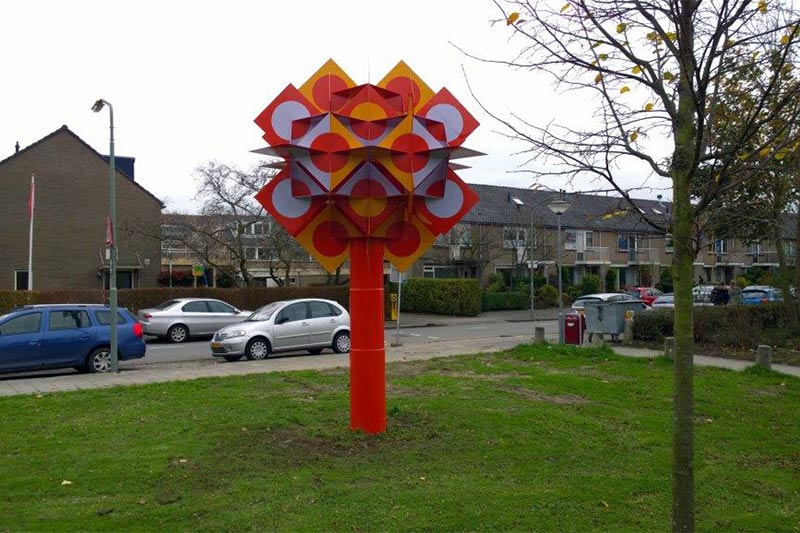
[498,385,590,404]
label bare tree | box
[469,2,800,530]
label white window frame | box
[564,229,577,250]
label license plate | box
[211,342,222,349]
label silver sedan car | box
[137,298,251,343]
[210,298,351,362]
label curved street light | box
[92,98,118,373]
[548,195,571,344]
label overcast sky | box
[1,0,670,212]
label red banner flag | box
[105,215,113,247]
[28,175,35,219]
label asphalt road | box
[134,319,558,367]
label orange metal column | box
[349,237,386,434]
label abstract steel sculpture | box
[253,60,480,433]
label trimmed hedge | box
[633,303,788,347]
[399,278,481,316]
[481,291,529,312]
[0,286,351,315]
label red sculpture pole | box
[349,237,386,434]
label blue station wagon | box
[0,304,146,374]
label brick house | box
[0,126,163,290]
[414,183,795,288]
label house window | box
[665,235,674,253]
[712,239,728,255]
[14,271,29,291]
[584,231,594,248]
[564,230,577,250]
[618,234,630,251]
[503,227,527,249]
[250,222,266,235]
[746,242,761,255]
[423,265,459,278]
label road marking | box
[427,336,440,340]
[467,326,488,330]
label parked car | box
[0,304,145,374]
[741,285,783,305]
[210,298,351,362]
[571,293,645,311]
[692,285,716,304]
[137,298,251,343]
[652,293,714,309]
[627,287,663,307]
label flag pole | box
[28,174,35,291]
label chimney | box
[15,141,20,154]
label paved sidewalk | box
[1,310,797,397]
[384,308,562,329]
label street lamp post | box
[508,194,537,320]
[548,196,571,344]
[92,98,118,373]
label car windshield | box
[154,300,180,311]
[246,302,282,322]
[573,298,600,306]
[743,290,767,297]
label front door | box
[273,302,311,350]
[0,311,44,371]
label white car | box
[137,298,251,343]
[210,298,351,362]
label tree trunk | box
[794,207,800,295]
[671,4,697,529]
[773,220,799,330]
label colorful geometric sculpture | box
[254,60,481,433]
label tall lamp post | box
[92,98,119,373]
[509,194,538,320]
[548,195,571,344]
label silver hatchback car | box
[137,298,251,343]
[210,298,351,362]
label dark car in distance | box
[0,304,145,374]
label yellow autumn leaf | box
[759,147,771,157]
[560,2,571,13]
[645,102,654,111]
[620,86,630,94]
[713,173,721,183]
[775,149,788,161]
[591,60,597,66]
[616,22,627,33]
[632,65,642,74]
[599,53,608,60]
[665,32,677,41]
[506,12,520,25]
[646,31,659,41]
[663,71,675,81]
[630,130,639,142]
[752,51,760,60]
[758,0,767,13]
[592,41,603,48]
[781,34,790,45]
[594,73,603,84]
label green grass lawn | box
[1,344,798,531]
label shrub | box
[481,291,529,311]
[605,269,617,292]
[0,286,351,315]
[581,274,601,295]
[400,278,480,316]
[658,267,674,293]
[486,273,507,293]
[535,285,559,308]
[632,308,674,341]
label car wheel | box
[223,354,243,362]
[332,331,351,354]
[167,324,189,344]
[86,347,112,373]
[308,348,323,355]
[245,338,270,360]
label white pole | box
[27,174,35,291]
[394,274,403,346]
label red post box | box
[564,313,585,345]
